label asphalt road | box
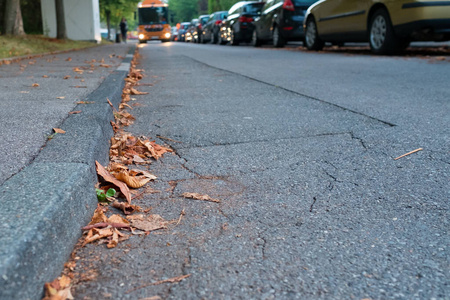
[73,42,449,299]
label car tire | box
[251,30,262,47]
[304,17,324,51]
[272,26,285,48]
[230,30,239,46]
[218,33,225,45]
[211,31,217,44]
[200,34,206,44]
[369,9,405,55]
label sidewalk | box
[0,43,135,300]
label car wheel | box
[369,9,404,54]
[211,31,217,44]
[272,26,285,48]
[218,33,225,45]
[230,30,239,46]
[251,30,262,47]
[200,34,205,44]
[304,17,324,51]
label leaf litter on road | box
[182,192,221,203]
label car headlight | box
[138,34,145,40]
[165,32,171,38]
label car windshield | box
[138,7,168,25]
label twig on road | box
[394,148,423,160]
[126,274,191,293]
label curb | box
[0,45,136,300]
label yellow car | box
[303,0,450,54]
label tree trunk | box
[3,0,25,35]
[106,9,111,40]
[55,0,67,39]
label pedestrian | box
[120,17,128,43]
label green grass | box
[0,35,107,59]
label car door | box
[260,0,282,40]
[315,0,369,35]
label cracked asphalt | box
[72,42,449,299]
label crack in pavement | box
[184,55,397,128]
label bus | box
[137,0,171,43]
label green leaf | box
[106,188,116,197]
[96,188,107,202]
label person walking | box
[120,17,128,43]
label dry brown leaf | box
[107,229,120,248]
[63,75,71,79]
[182,192,221,203]
[129,169,157,180]
[115,171,151,189]
[88,207,108,225]
[83,228,114,246]
[65,57,72,61]
[56,96,65,99]
[53,128,66,134]
[100,63,111,68]
[69,111,81,115]
[96,161,131,204]
[127,214,168,232]
[32,83,39,87]
[130,87,149,95]
[42,75,49,78]
[43,275,74,300]
[108,214,130,225]
[112,200,142,215]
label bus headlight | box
[138,34,145,40]
[165,32,171,38]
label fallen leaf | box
[83,227,114,246]
[56,96,65,99]
[112,200,142,215]
[42,75,49,78]
[43,275,74,300]
[127,214,168,232]
[129,169,157,180]
[96,161,131,203]
[72,85,87,88]
[100,63,111,68]
[66,57,72,61]
[130,87,149,95]
[435,56,446,61]
[53,128,66,134]
[115,171,152,189]
[77,101,94,104]
[107,229,120,248]
[108,214,130,225]
[88,207,108,225]
[63,75,71,79]
[69,111,81,114]
[182,192,221,203]
[32,83,39,87]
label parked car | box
[178,22,191,42]
[201,11,228,44]
[252,0,319,47]
[195,14,210,43]
[220,1,265,45]
[303,0,450,54]
[171,27,178,41]
[186,19,199,42]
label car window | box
[293,0,319,6]
[243,3,264,14]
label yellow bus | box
[137,0,171,43]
